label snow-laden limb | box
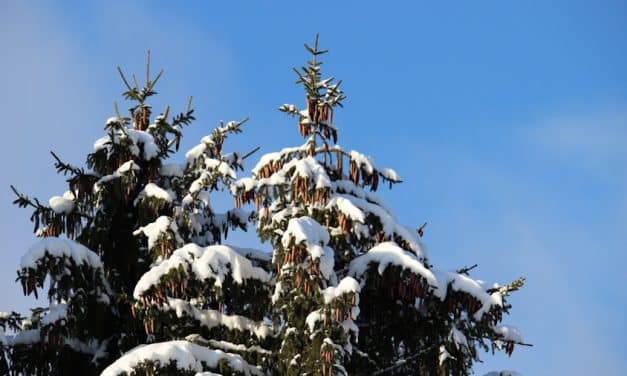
[134,182,174,204]
[233,154,332,197]
[94,120,160,160]
[133,215,182,252]
[348,241,508,320]
[281,216,334,279]
[7,324,109,362]
[205,158,237,180]
[493,324,524,343]
[164,298,273,339]
[21,237,103,270]
[329,193,424,257]
[18,237,111,304]
[284,157,331,189]
[48,191,75,214]
[348,241,436,288]
[303,276,362,364]
[100,340,263,376]
[282,216,330,248]
[250,141,314,177]
[434,271,503,319]
[93,160,140,194]
[321,276,360,304]
[186,143,207,164]
[330,180,394,216]
[190,337,272,356]
[134,244,271,299]
[226,244,272,263]
[307,278,361,335]
[348,150,402,187]
[325,196,365,223]
[185,119,247,170]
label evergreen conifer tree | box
[1,38,528,376]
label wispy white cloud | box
[526,106,627,167]
[393,116,627,374]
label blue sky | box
[2,1,626,374]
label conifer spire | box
[279,34,345,145]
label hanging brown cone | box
[349,161,359,184]
[255,195,261,211]
[323,126,330,140]
[371,172,379,191]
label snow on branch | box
[281,216,335,279]
[48,191,76,215]
[134,183,174,205]
[348,242,509,321]
[349,150,401,184]
[133,216,183,256]
[434,271,503,320]
[94,123,160,160]
[20,237,103,270]
[348,242,436,288]
[327,193,424,257]
[164,298,273,339]
[100,340,263,376]
[18,238,110,302]
[133,244,271,300]
[185,118,248,167]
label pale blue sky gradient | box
[1,1,626,374]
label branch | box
[241,146,260,161]
[50,151,83,176]
[10,185,43,210]
[456,263,478,275]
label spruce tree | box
[2,55,263,375]
[231,35,528,376]
[1,38,528,376]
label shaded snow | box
[160,163,185,177]
[41,302,68,325]
[165,298,272,339]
